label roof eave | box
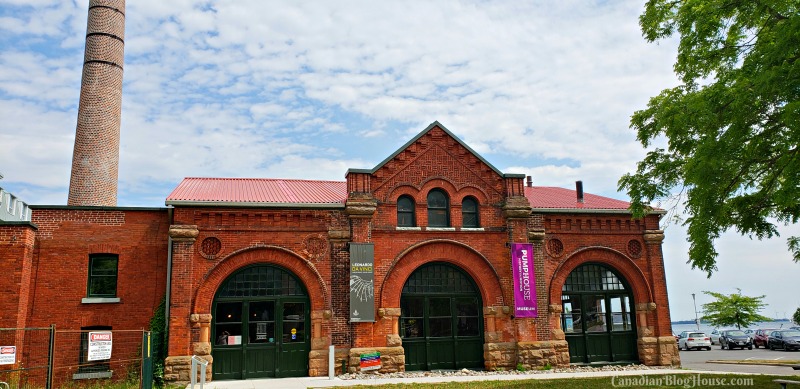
[165,200,346,209]
[531,207,667,215]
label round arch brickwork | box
[379,239,505,308]
[192,245,328,314]
[548,247,653,307]
[384,178,492,205]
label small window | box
[397,196,416,227]
[88,255,118,297]
[427,189,449,227]
[461,197,479,228]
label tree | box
[793,307,800,325]
[701,289,771,329]
[618,0,800,275]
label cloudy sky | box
[1,0,798,324]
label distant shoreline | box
[671,319,792,325]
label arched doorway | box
[561,263,637,364]
[400,262,484,370]
[211,264,310,379]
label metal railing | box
[190,355,208,389]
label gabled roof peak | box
[347,121,504,177]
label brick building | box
[0,0,680,382]
[1,122,680,382]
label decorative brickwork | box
[68,0,126,206]
[1,122,679,381]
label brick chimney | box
[67,0,125,206]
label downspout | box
[166,207,173,325]
[166,236,173,323]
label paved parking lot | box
[678,345,800,375]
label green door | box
[212,265,310,380]
[562,264,637,364]
[400,262,484,371]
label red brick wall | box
[168,207,342,354]
[0,223,37,329]
[540,213,672,338]
[25,208,169,330]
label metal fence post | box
[46,324,55,389]
[141,331,153,389]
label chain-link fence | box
[0,327,155,389]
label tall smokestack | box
[67,0,125,206]
[576,180,584,203]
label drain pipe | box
[166,236,173,322]
[165,207,174,325]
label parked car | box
[719,329,753,350]
[678,331,712,351]
[753,328,778,348]
[767,329,800,351]
[743,329,754,337]
[709,328,727,345]
[673,332,680,344]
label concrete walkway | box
[186,369,752,389]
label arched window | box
[397,195,416,227]
[427,189,450,227]
[462,197,479,228]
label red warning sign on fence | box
[0,346,16,365]
[88,332,112,361]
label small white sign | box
[88,332,112,361]
[0,346,16,365]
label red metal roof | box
[166,177,632,211]
[525,186,631,210]
[166,178,348,206]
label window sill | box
[81,297,120,304]
[460,227,485,232]
[425,227,456,231]
[73,371,112,380]
[396,227,422,231]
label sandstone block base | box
[165,355,212,384]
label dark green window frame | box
[461,197,479,228]
[87,254,118,298]
[397,195,416,227]
[427,189,450,227]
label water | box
[670,320,794,336]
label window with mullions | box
[87,255,118,297]
[397,196,416,227]
[562,264,626,292]
[461,197,479,227]
[427,189,449,227]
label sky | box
[0,0,798,324]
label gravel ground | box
[338,364,671,380]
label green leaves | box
[621,0,800,275]
[701,289,772,329]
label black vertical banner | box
[349,243,375,322]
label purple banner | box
[511,243,538,318]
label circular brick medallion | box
[546,238,564,257]
[627,239,643,258]
[303,235,328,262]
[200,237,222,259]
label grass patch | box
[343,373,800,388]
